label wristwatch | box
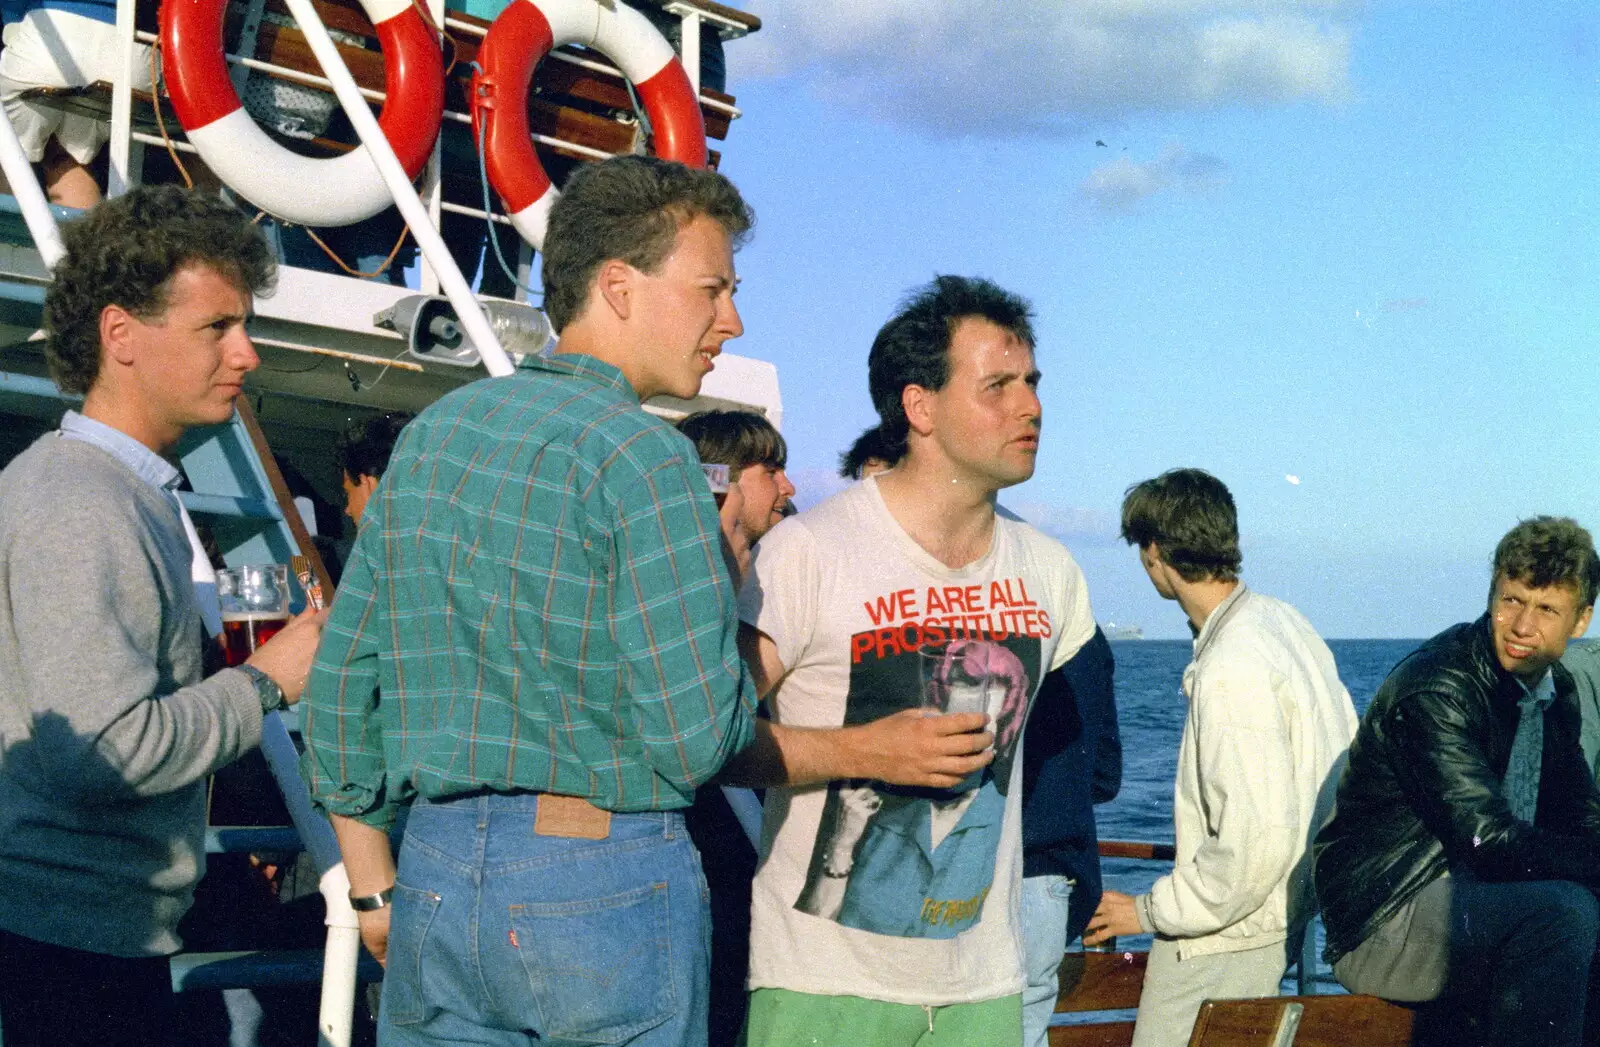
[349,887,394,912]
[237,664,288,713]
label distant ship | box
[1102,621,1145,641]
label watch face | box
[244,665,286,711]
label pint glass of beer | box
[217,564,290,667]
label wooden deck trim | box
[1056,950,1147,1014]
[1187,994,1416,1047]
[1049,1021,1136,1047]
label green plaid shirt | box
[301,352,757,829]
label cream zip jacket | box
[1137,585,1359,960]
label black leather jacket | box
[1313,616,1600,963]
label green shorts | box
[746,987,1022,1047]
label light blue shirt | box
[1504,669,1557,823]
[58,410,180,495]
[56,413,206,629]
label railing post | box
[108,0,138,195]
[678,9,701,93]
[0,105,65,267]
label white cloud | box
[736,0,1355,136]
[1006,501,1123,546]
[1080,144,1230,209]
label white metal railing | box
[0,105,65,266]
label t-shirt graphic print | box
[796,601,1044,938]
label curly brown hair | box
[1493,516,1600,609]
[540,156,752,333]
[43,185,276,395]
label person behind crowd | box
[1086,468,1357,1047]
[733,275,1097,1047]
[839,422,897,480]
[335,412,413,526]
[0,185,328,1047]
[677,408,795,544]
[0,0,152,207]
[1018,626,1120,1047]
[1314,516,1600,1047]
[672,406,792,1045]
[1560,634,1600,783]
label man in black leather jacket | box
[1314,516,1600,1047]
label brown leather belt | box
[532,793,612,840]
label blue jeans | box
[378,793,711,1047]
[1439,875,1599,1047]
[1020,874,1073,1047]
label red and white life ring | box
[472,0,706,249]
[160,0,445,227]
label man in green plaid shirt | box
[302,157,997,1047]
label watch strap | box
[349,887,394,912]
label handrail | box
[1098,839,1177,862]
[0,103,65,267]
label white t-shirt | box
[737,477,1095,1005]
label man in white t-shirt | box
[733,275,1095,1047]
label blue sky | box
[705,0,1600,639]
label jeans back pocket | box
[381,883,444,1027]
[507,879,675,1044]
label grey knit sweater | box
[0,434,263,957]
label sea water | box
[1080,637,1423,1002]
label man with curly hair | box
[1315,516,1600,1047]
[0,185,329,1047]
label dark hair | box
[541,155,754,333]
[839,424,898,479]
[675,409,786,471]
[866,275,1035,464]
[1492,516,1600,609]
[44,185,275,395]
[337,412,414,481]
[1120,468,1242,583]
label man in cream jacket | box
[1086,468,1357,1047]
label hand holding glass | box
[218,565,290,667]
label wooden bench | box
[1186,994,1415,1047]
[1039,840,1422,1046]
[1048,949,1146,1047]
